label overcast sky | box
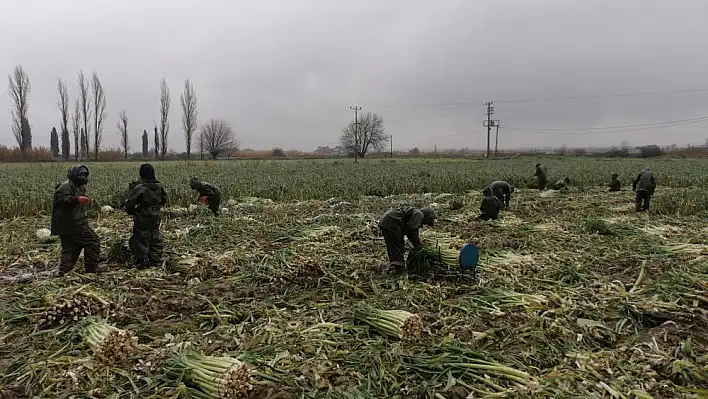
[3,0,708,152]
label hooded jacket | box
[51,165,89,236]
[190,178,221,207]
[534,164,548,181]
[125,164,167,227]
[379,206,436,243]
[633,168,656,194]
[484,181,513,202]
[480,195,501,218]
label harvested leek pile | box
[36,289,115,329]
[406,236,460,274]
[81,317,138,362]
[403,344,536,395]
[166,342,254,398]
[355,304,424,341]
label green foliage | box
[584,218,613,235]
[1,157,707,218]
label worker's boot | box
[391,262,407,278]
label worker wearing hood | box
[534,163,548,190]
[484,181,514,209]
[608,173,621,192]
[124,164,167,269]
[190,177,222,215]
[378,206,437,276]
[632,167,656,212]
[50,164,102,275]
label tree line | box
[7,65,237,161]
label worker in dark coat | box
[534,163,548,190]
[478,193,502,221]
[190,178,222,215]
[378,207,437,276]
[484,181,514,209]
[553,177,571,190]
[632,167,656,212]
[50,165,102,276]
[124,164,167,269]
[608,173,621,192]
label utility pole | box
[482,101,494,158]
[390,135,393,158]
[494,122,500,158]
[350,105,361,163]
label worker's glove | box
[199,196,209,204]
[77,196,89,205]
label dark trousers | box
[635,190,651,211]
[130,224,163,267]
[208,201,220,216]
[538,179,548,191]
[380,227,405,270]
[59,230,100,274]
[478,213,499,221]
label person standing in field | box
[124,164,167,269]
[608,173,621,192]
[50,165,103,276]
[632,167,656,212]
[534,163,548,190]
[483,181,514,209]
[378,207,437,276]
[190,178,222,216]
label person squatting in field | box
[124,164,167,269]
[633,167,656,212]
[51,164,104,276]
[484,181,514,209]
[608,173,622,192]
[478,190,502,221]
[534,163,549,190]
[378,207,437,276]
[190,178,222,216]
[553,177,571,190]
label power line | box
[504,116,708,136]
[378,87,708,109]
[406,128,486,140]
[506,116,708,132]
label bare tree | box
[58,79,70,159]
[8,65,31,150]
[159,79,170,160]
[199,130,204,160]
[117,110,129,159]
[78,71,91,159]
[201,119,237,160]
[340,112,388,158]
[153,124,159,159]
[180,79,197,159]
[71,99,81,160]
[91,72,106,160]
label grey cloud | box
[2,0,708,153]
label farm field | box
[0,157,707,398]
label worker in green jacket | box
[534,163,548,190]
[608,173,621,192]
[378,207,437,276]
[190,178,222,215]
[50,165,104,276]
[553,177,571,190]
[632,168,656,212]
[483,181,514,209]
